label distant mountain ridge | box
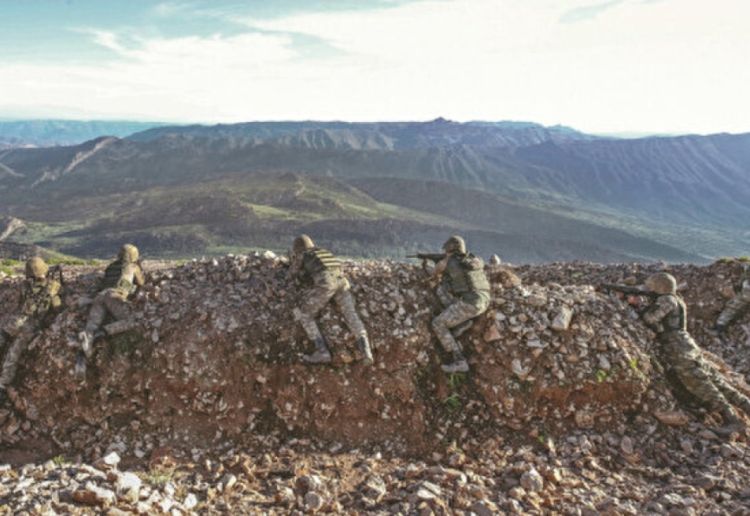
[0,119,747,262]
[0,120,165,147]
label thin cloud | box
[560,0,624,23]
[0,0,748,134]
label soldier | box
[715,263,750,334]
[0,257,61,402]
[431,236,491,373]
[637,272,749,434]
[288,234,373,365]
[76,244,145,375]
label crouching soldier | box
[715,263,750,334]
[0,257,61,403]
[289,234,373,365]
[76,244,145,376]
[638,272,750,435]
[431,236,490,373]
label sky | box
[0,0,748,134]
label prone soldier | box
[0,257,62,403]
[429,236,491,373]
[288,235,374,365]
[76,244,145,376]
[632,273,750,435]
[715,263,750,334]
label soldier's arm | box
[288,254,303,279]
[48,280,61,297]
[641,296,677,327]
[134,264,146,287]
[432,256,449,279]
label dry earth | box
[0,256,748,514]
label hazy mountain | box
[0,120,747,261]
[0,120,165,147]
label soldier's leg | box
[84,292,109,335]
[333,280,366,338]
[435,284,472,337]
[706,365,750,415]
[432,301,483,373]
[297,281,336,364]
[436,284,456,308]
[0,320,35,389]
[102,293,137,335]
[672,354,733,413]
[716,296,750,330]
[333,279,373,364]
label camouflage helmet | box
[293,234,315,254]
[25,256,49,279]
[442,235,466,255]
[644,272,677,295]
[118,244,139,263]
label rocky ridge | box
[0,256,748,513]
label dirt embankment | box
[1,257,750,514]
[0,255,669,458]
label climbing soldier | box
[715,263,750,334]
[431,236,491,373]
[0,257,62,403]
[288,234,374,365]
[636,272,750,435]
[76,244,145,376]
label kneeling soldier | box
[431,236,490,373]
[639,272,749,435]
[0,257,61,402]
[289,235,373,365]
[77,244,145,375]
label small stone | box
[520,468,544,493]
[551,306,573,331]
[115,472,142,503]
[304,491,323,511]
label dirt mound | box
[0,256,665,456]
[1,256,750,513]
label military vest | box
[661,294,687,333]
[21,279,61,317]
[102,260,135,295]
[445,254,490,295]
[302,248,342,277]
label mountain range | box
[0,119,747,262]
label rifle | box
[601,284,659,299]
[407,253,445,263]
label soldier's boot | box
[78,331,95,359]
[441,351,469,374]
[104,319,138,336]
[715,408,747,437]
[451,320,473,339]
[303,337,332,365]
[74,351,87,380]
[357,335,374,366]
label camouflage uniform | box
[79,245,145,361]
[716,265,750,331]
[289,237,373,365]
[643,291,750,417]
[0,261,61,392]
[431,238,491,373]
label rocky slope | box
[0,257,748,513]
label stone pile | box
[0,255,748,513]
